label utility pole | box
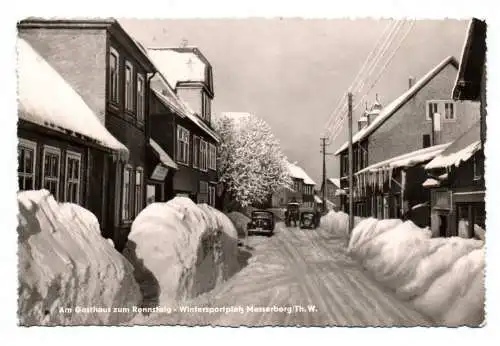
[348,92,354,236]
[320,137,333,214]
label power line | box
[321,20,398,136]
[322,20,400,137]
[328,20,416,143]
[325,20,405,140]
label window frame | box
[426,101,439,121]
[124,60,135,113]
[199,139,208,171]
[18,138,37,191]
[192,135,200,169]
[108,47,120,104]
[121,164,133,222]
[208,143,217,170]
[136,73,145,123]
[64,150,82,204]
[208,184,216,207]
[176,125,190,165]
[42,145,61,198]
[444,102,455,121]
[134,167,144,217]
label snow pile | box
[17,190,140,326]
[320,211,363,238]
[123,197,239,308]
[226,211,250,239]
[347,216,485,326]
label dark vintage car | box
[247,210,275,236]
[299,208,320,229]
[285,202,300,227]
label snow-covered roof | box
[314,195,323,203]
[146,50,219,143]
[287,161,316,185]
[422,178,440,188]
[425,121,481,170]
[327,178,341,188]
[357,143,451,175]
[335,189,347,196]
[148,48,206,88]
[17,38,129,161]
[149,138,178,170]
[335,56,459,156]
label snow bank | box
[226,211,250,239]
[123,197,239,308]
[343,212,485,326]
[17,190,140,326]
[320,210,363,238]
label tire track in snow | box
[311,226,430,326]
[285,228,356,325]
[275,226,346,325]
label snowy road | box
[133,223,432,326]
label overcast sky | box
[120,18,468,186]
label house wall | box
[18,28,108,123]
[368,64,464,165]
[173,115,218,197]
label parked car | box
[285,202,300,227]
[247,210,275,236]
[299,208,319,229]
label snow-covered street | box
[133,222,431,326]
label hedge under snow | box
[322,211,485,326]
[123,197,239,309]
[17,190,140,326]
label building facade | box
[425,19,486,239]
[335,56,480,225]
[18,18,156,251]
[148,47,220,207]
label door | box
[439,214,448,237]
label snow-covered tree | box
[214,113,292,208]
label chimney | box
[409,76,415,89]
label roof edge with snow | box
[335,56,459,156]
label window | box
[202,92,211,122]
[18,139,37,191]
[42,146,61,198]
[64,151,81,203]
[125,61,134,112]
[208,185,216,207]
[192,136,200,168]
[109,47,119,103]
[134,167,144,217]
[427,101,439,121]
[457,202,485,239]
[137,74,145,122]
[121,165,132,221]
[176,126,190,164]
[423,134,431,148]
[444,102,455,120]
[200,140,208,171]
[198,181,209,204]
[209,144,217,170]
